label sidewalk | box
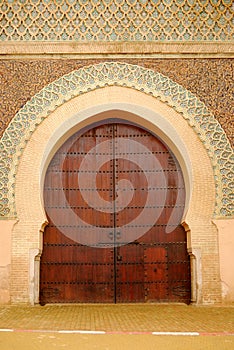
[0,304,233,349]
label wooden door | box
[40,121,190,304]
[40,124,116,303]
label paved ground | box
[0,304,233,349]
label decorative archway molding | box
[11,86,221,304]
[0,62,233,219]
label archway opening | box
[40,117,191,304]
[8,83,221,305]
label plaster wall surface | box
[0,220,15,304]
[216,219,234,303]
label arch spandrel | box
[0,62,233,218]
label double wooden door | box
[40,122,190,304]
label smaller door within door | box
[144,246,168,301]
[115,243,145,302]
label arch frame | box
[1,61,233,304]
[11,86,221,304]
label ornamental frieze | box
[0,62,233,218]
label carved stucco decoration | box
[0,0,233,42]
[0,62,233,217]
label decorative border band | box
[0,62,233,217]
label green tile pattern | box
[0,0,233,42]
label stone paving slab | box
[0,304,233,333]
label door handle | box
[107,231,121,240]
[108,232,114,240]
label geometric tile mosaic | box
[0,0,233,42]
